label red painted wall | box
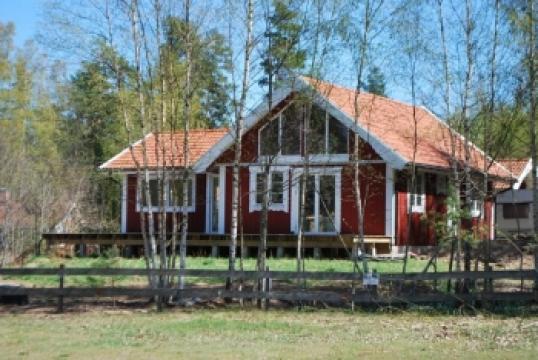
[396,172,446,246]
[340,164,386,235]
[395,171,494,246]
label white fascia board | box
[98,134,150,170]
[420,106,514,178]
[192,85,299,173]
[513,159,532,190]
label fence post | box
[58,264,64,313]
[534,246,538,292]
[483,265,493,293]
[265,266,270,310]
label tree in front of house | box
[366,66,386,96]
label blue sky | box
[0,0,41,46]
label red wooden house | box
[100,76,513,255]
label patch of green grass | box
[1,256,446,288]
[0,310,536,359]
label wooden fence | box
[0,266,537,312]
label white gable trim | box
[514,159,532,190]
[420,106,514,178]
[99,134,150,170]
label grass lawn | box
[1,256,447,287]
[0,309,536,359]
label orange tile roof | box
[496,159,529,178]
[100,128,229,170]
[303,77,512,178]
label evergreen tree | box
[260,0,306,87]
[366,66,386,96]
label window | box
[307,105,326,154]
[141,179,160,207]
[249,167,289,212]
[258,102,349,159]
[259,117,279,156]
[138,174,196,212]
[307,105,348,155]
[328,115,348,154]
[168,178,193,207]
[408,173,425,213]
[259,103,302,157]
[281,104,302,155]
[503,203,530,219]
[471,199,482,218]
[436,175,448,195]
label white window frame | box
[249,166,289,212]
[290,167,342,234]
[471,199,483,218]
[136,173,196,213]
[408,172,425,213]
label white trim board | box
[514,159,532,189]
[121,174,127,233]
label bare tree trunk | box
[528,0,538,242]
[129,0,157,286]
[179,0,192,290]
[460,0,474,292]
[228,0,254,289]
[483,0,500,267]
[352,0,373,274]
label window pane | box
[271,172,284,204]
[281,104,302,155]
[319,175,336,232]
[503,203,530,219]
[256,173,265,204]
[302,175,316,232]
[260,118,279,156]
[307,105,326,154]
[169,178,192,207]
[328,115,348,153]
[142,179,160,207]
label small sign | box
[363,271,379,286]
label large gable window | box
[258,102,349,159]
[249,166,289,212]
[138,174,196,212]
[259,103,302,157]
[307,104,348,155]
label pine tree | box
[366,66,386,96]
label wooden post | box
[534,246,538,292]
[484,265,493,293]
[58,264,64,313]
[265,266,270,310]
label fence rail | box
[1,267,537,311]
[0,268,536,281]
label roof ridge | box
[301,75,423,110]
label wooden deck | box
[43,232,391,252]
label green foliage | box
[366,66,386,96]
[260,0,306,86]
[163,17,232,127]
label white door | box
[291,168,341,234]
